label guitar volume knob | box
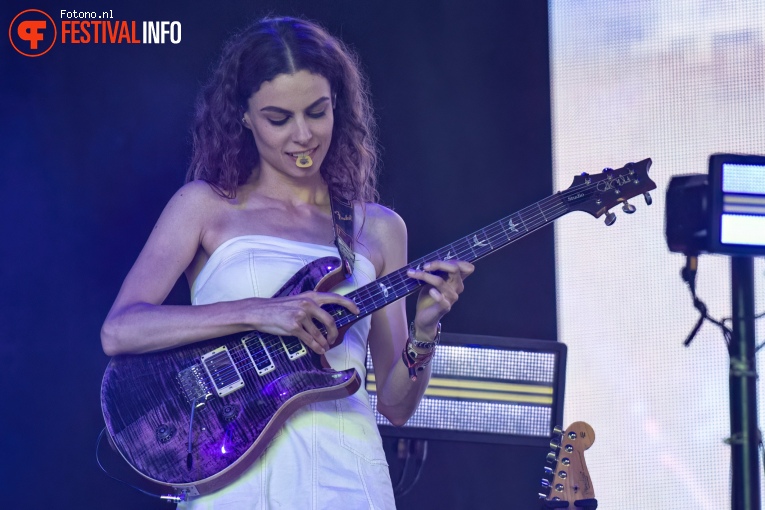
[219,404,240,424]
[156,424,177,444]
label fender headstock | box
[540,421,597,508]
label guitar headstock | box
[561,158,656,226]
[540,421,596,506]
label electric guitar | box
[540,421,597,508]
[101,160,654,498]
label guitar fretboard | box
[327,189,575,327]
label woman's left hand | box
[406,259,475,339]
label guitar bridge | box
[200,346,245,397]
[177,364,213,406]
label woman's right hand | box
[248,292,360,354]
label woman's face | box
[243,70,334,182]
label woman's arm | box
[366,205,473,426]
[101,181,358,356]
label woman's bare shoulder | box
[357,202,406,236]
[170,180,225,207]
[354,202,407,275]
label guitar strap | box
[329,194,355,278]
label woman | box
[101,16,473,508]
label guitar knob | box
[219,404,240,424]
[155,424,177,444]
[552,425,564,436]
[544,466,554,475]
[621,201,636,214]
[540,479,551,489]
[546,452,558,464]
[549,438,560,450]
[602,167,613,173]
[604,210,617,226]
[643,191,653,205]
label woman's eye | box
[267,117,289,126]
[307,110,326,119]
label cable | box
[95,428,170,502]
[396,440,428,498]
[681,255,733,348]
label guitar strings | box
[206,173,646,383]
[209,196,569,381]
[211,195,572,382]
[208,176,628,381]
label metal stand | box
[729,256,760,510]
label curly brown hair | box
[187,17,379,203]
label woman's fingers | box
[287,291,359,354]
[408,259,475,331]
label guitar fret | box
[537,202,547,222]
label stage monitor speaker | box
[366,333,566,446]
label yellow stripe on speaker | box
[366,380,553,405]
[366,373,552,395]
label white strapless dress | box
[178,235,396,510]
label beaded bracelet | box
[402,322,441,381]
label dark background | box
[0,1,555,508]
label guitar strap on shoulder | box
[329,194,355,278]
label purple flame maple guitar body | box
[101,256,359,496]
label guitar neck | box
[326,158,654,328]
[332,191,572,327]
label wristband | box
[402,322,441,381]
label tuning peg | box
[546,451,558,464]
[544,466,554,475]
[604,210,617,226]
[540,479,551,489]
[552,425,564,436]
[549,438,560,450]
[644,192,653,205]
[602,167,613,173]
[621,201,636,214]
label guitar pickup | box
[200,346,244,397]
[280,336,307,360]
[242,333,276,376]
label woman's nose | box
[292,116,312,145]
